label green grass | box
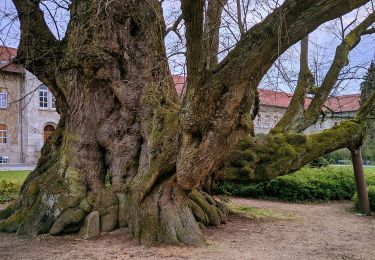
[364,167,375,174]
[0,171,30,185]
[0,171,30,204]
[330,165,375,175]
[229,203,295,220]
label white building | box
[0,46,59,165]
[174,76,360,135]
[254,89,360,134]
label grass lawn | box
[330,165,375,174]
[0,171,31,185]
[364,167,375,174]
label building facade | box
[254,89,360,135]
[173,75,360,135]
[0,46,59,165]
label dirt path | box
[0,198,374,259]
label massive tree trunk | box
[0,0,374,246]
[0,0,230,245]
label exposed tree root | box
[0,172,228,246]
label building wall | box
[0,70,60,165]
[0,71,23,163]
[21,71,59,164]
[254,106,286,134]
[254,105,356,135]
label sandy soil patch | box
[0,197,374,259]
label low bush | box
[0,180,20,204]
[352,185,375,212]
[214,166,374,202]
[309,157,329,168]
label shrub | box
[214,166,369,202]
[214,182,265,197]
[366,173,375,186]
[0,180,20,204]
[309,157,329,168]
[352,185,375,212]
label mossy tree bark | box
[0,0,373,246]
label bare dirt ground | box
[0,197,374,260]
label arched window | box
[43,124,55,143]
[39,85,48,108]
[0,124,7,144]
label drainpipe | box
[19,72,25,164]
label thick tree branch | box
[219,88,375,184]
[218,118,363,183]
[203,0,228,69]
[273,36,314,132]
[181,0,205,85]
[12,0,60,87]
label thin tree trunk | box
[351,148,371,215]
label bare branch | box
[301,11,375,130]
[236,0,245,36]
[210,0,371,89]
[164,14,183,38]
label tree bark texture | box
[0,0,374,246]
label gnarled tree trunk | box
[0,0,374,246]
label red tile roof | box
[0,45,24,73]
[172,76,360,113]
[258,89,294,108]
[258,88,360,112]
[324,93,360,113]
[0,46,17,61]
[172,75,185,96]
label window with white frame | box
[39,85,48,108]
[0,156,9,164]
[0,93,7,108]
[0,124,7,144]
